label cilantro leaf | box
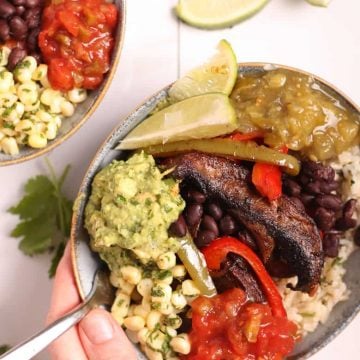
[48,242,65,278]
[0,345,10,355]
[8,176,55,220]
[8,161,73,277]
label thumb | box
[78,308,136,360]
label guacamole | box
[85,152,185,264]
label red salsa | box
[39,0,118,91]
[184,288,298,360]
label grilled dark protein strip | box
[212,252,266,303]
[164,152,324,293]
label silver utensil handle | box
[0,301,91,360]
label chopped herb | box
[164,316,181,327]
[116,195,126,204]
[3,122,14,129]
[300,312,315,318]
[145,198,152,206]
[130,199,139,205]
[117,299,125,307]
[157,270,172,280]
[331,257,343,268]
[22,88,31,93]
[164,204,173,213]
[161,334,172,354]
[151,286,165,297]
[151,302,161,310]
[2,105,15,117]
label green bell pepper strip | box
[143,138,300,176]
[177,233,217,297]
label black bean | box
[299,173,310,186]
[189,190,206,204]
[14,4,24,15]
[219,215,238,235]
[23,7,41,29]
[322,232,340,258]
[320,180,339,194]
[0,0,15,18]
[343,199,357,219]
[9,15,27,39]
[10,0,25,5]
[300,193,315,207]
[201,215,219,237]
[354,226,360,246]
[315,194,342,211]
[195,230,216,248]
[237,230,258,251]
[289,196,305,211]
[169,215,187,238]
[0,19,9,41]
[7,47,25,70]
[24,0,40,8]
[302,160,335,181]
[314,207,336,231]
[205,202,223,221]
[26,27,38,51]
[283,178,301,197]
[184,204,203,227]
[335,217,357,231]
[305,181,322,195]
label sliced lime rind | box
[306,0,330,7]
[117,93,238,150]
[176,0,269,30]
[168,39,238,102]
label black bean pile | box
[169,188,258,251]
[0,0,44,69]
[283,160,359,258]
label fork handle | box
[0,301,91,360]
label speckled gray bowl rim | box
[71,63,360,360]
[0,0,126,166]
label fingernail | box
[80,310,114,344]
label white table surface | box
[0,0,359,359]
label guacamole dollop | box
[85,152,185,262]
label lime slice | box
[306,0,330,6]
[168,40,237,102]
[117,93,238,150]
[176,0,269,29]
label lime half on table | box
[168,39,238,102]
[176,0,269,30]
[117,93,238,150]
[306,0,330,6]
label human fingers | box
[79,308,137,360]
[46,243,87,360]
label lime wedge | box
[306,0,330,6]
[176,0,269,29]
[117,93,238,150]
[168,40,237,102]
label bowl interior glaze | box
[0,0,126,166]
[71,64,360,360]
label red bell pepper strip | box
[251,145,287,201]
[252,162,282,201]
[227,131,264,142]
[202,236,287,318]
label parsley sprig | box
[0,345,10,355]
[8,160,73,277]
